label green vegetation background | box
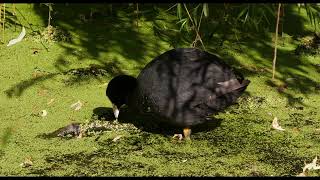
[0,4,320,176]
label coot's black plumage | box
[106,48,250,139]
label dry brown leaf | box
[272,117,285,131]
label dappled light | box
[1,3,320,176]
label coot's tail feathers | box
[240,79,251,88]
[216,79,250,96]
[233,79,250,94]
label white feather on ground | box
[272,117,285,131]
[7,27,26,47]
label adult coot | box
[106,48,250,140]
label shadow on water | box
[92,106,223,137]
[3,4,318,103]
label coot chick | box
[106,48,250,140]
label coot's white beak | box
[112,104,120,120]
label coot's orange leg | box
[183,127,191,140]
[172,127,192,141]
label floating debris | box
[51,120,138,139]
[272,117,285,131]
[70,100,83,111]
[303,156,320,172]
[172,134,183,141]
[297,156,320,176]
[112,135,123,142]
[47,98,55,105]
[40,110,48,117]
[19,157,33,168]
[7,27,26,47]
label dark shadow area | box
[36,105,223,140]
[4,73,58,98]
[3,4,318,105]
[283,4,313,38]
[92,106,223,137]
[4,65,117,98]
[31,3,163,68]
[2,3,311,101]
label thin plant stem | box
[197,5,204,32]
[272,3,281,80]
[2,3,5,43]
[136,3,139,27]
[183,4,205,50]
[48,7,50,27]
[13,3,16,31]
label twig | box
[183,4,206,50]
[272,3,281,80]
[48,5,51,27]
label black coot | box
[106,48,250,140]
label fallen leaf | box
[112,135,122,142]
[70,100,83,111]
[272,117,285,131]
[40,110,48,117]
[182,159,187,163]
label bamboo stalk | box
[13,3,15,16]
[2,3,5,43]
[0,4,2,43]
[272,3,281,80]
[183,4,206,50]
[48,6,51,27]
[136,3,139,27]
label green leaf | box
[193,4,201,27]
[236,6,249,21]
[244,11,249,24]
[203,3,209,17]
[177,3,182,20]
[176,18,188,24]
[262,4,276,17]
[262,11,271,25]
[179,19,188,31]
[166,3,178,12]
